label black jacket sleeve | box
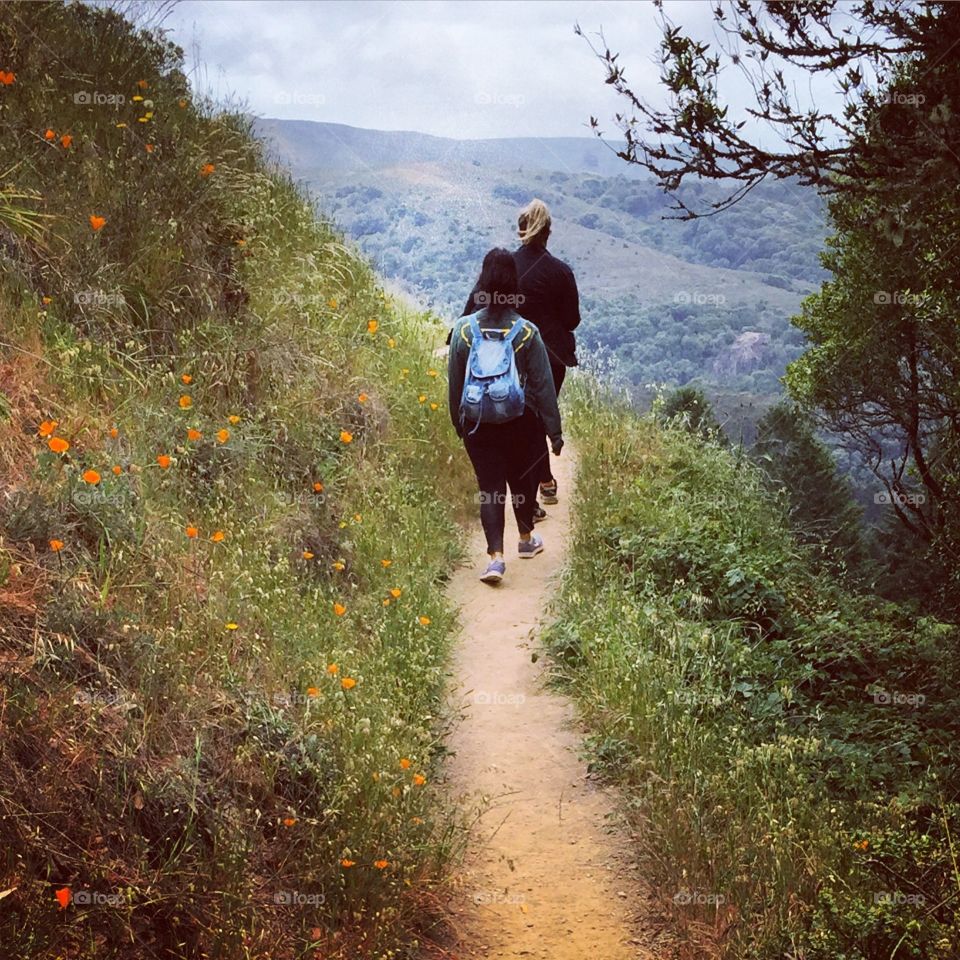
[447,321,466,438]
[561,264,581,332]
[521,330,563,444]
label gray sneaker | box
[518,533,544,558]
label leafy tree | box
[752,401,868,577]
[580,1,960,217]
[658,385,724,440]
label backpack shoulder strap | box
[466,314,482,344]
[504,316,526,345]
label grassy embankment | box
[0,3,473,958]
[549,374,960,959]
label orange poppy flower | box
[340,677,356,690]
[326,663,338,675]
[137,79,149,89]
[332,561,345,571]
[178,98,188,108]
[38,419,58,437]
[339,430,353,444]
[373,859,389,870]
[382,598,391,606]
[307,686,319,697]
[381,559,392,568]
[367,319,378,335]
[358,393,368,404]
[49,539,64,552]
[181,373,192,385]
[185,526,199,539]
[216,429,229,444]
[282,817,296,827]
[412,774,426,786]
[48,436,69,454]
[145,144,155,154]
[430,403,439,411]
[228,415,240,424]
[89,215,106,231]
[156,454,171,469]
[0,71,15,86]
[109,426,119,438]
[328,298,338,309]
[399,758,411,769]
[333,602,346,617]
[178,395,192,409]
[418,616,431,626]
[225,622,239,630]
[390,588,401,599]
[199,163,215,178]
[353,513,362,523]
[302,551,315,560]
[427,369,438,378]
[210,530,225,542]
[41,296,52,306]
[187,428,201,441]
[44,129,56,141]
[60,134,73,148]
[111,465,122,476]
[340,859,355,868]
[313,482,323,492]
[417,395,426,403]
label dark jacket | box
[447,309,562,443]
[461,244,581,367]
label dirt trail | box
[444,450,653,959]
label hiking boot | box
[518,533,544,558]
[479,558,506,584]
[539,481,558,505]
[532,505,548,524]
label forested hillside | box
[258,119,827,394]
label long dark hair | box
[475,248,519,315]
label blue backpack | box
[459,311,526,432]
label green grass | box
[0,3,474,957]
[548,373,960,959]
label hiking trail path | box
[443,450,661,959]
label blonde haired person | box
[461,198,581,515]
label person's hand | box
[551,437,564,456]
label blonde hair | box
[518,198,551,245]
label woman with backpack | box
[448,248,563,584]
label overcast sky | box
[161,0,846,142]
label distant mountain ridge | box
[254,118,648,179]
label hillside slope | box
[0,4,472,958]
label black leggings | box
[462,410,540,554]
[538,358,567,486]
